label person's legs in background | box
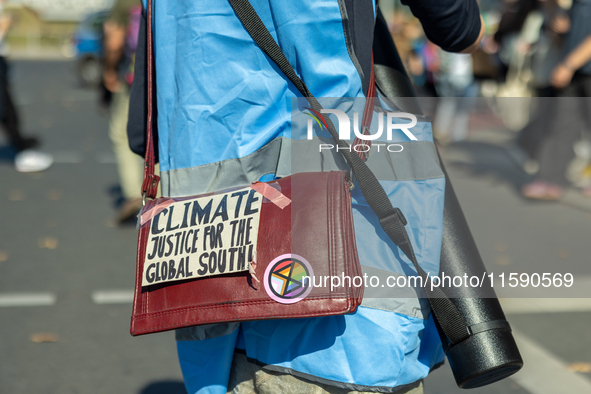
[522,75,588,200]
[0,56,52,172]
[108,84,146,222]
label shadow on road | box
[443,140,533,193]
[138,380,187,394]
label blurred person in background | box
[393,11,477,143]
[0,0,52,172]
[491,0,540,81]
[492,0,568,88]
[103,0,145,223]
[492,0,569,171]
[521,0,591,199]
[392,16,440,97]
[515,0,569,170]
[432,50,478,143]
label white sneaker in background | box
[14,150,53,173]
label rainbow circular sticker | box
[263,254,314,304]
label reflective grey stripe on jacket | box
[161,136,443,196]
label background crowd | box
[390,0,591,200]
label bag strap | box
[353,53,375,162]
[141,0,471,346]
[140,0,160,200]
[226,0,471,345]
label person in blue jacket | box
[127,1,484,393]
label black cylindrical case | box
[373,9,523,388]
[436,169,523,388]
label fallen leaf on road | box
[38,237,58,249]
[0,251,7,262]
[566,362,591,373]
[46,190,63,200]
[8,190,25,201]
[496,255,511,266]
[41,117,54,128]
[30,333,58,343]
[556,249,571,260]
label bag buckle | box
[380,208,408,227]
[392,208,407,226]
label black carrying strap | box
[226,0,471,345]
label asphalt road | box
[1,61,590,394]
[0,61,185,394]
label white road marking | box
[511,329,591,394]
[46,151,120,164]
[501,298,591,314]
[92,290,134,304]
[0,293,56,307]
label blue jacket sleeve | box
[401,0,482,52]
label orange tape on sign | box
[250,182,291,209]
[140,199,176,226]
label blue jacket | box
[129,1,482,392]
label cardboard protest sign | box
[141,187,262,286]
